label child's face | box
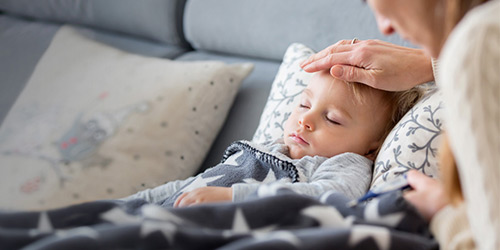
[284,70,391,160]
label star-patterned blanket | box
[158,140,299,207]
[0,187,437,250]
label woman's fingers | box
[302,51,353,73]
[300,39,433,91]
[406,169,430,189]
[300,40,379,85]
[300,40,356,69]
[403,170,449,221]
[330,64,379,86]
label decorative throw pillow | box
[252,43,314,143]
[0,26,253,210]
[371,88,444,188]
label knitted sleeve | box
[438,1,500,249]
[431,57,440,84]
[430,203,476,250]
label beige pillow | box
[0,26,253,210]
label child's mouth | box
[290,133,309,145]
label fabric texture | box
[0,187,437,250]
[183,0,413,61]
[371,88,443,188]
[0,14,193,126]
[0,15,191,125]
[0,26,253,210]
[123,139,372,206]
[0,16,60,125]
[176,51,280,172]
[438,1,500,249]
[0,0,188,45]
[430,204,475,250]
[431,57,440,84]
[231,140,373,201]
[252,43,314,143]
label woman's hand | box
[403,170,450,221]
[300,39,434,91]
[174,187,232,208]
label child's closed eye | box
[299,103,310,109]
[326,116,341,125]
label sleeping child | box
[122,69,423,207]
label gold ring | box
[351,38,359,45]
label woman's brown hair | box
[439,133,463,205]
[444,0,490,35]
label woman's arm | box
[301,39,434,91]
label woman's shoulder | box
[475,0,500,17]
[457,0,500,34]
[439,0,499,76]
[438,2,500,249]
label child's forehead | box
[307,74,356,96]
[306,75,388,107]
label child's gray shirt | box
[123,139,372,206]
[230,139,372,201]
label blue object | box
[348,174,412,207]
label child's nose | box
[298,115,314,131]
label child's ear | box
[364,149,378,161]
[364,140,382,161]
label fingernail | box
[300,59,309,67]
[331,66,343,77]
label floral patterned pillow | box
[252,43,314,143]
[253,43,444,189]
[372,88,443,188]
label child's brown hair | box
[346,81,425,157]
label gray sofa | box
[0,0,412,174]
[0,4,451,248]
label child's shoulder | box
[297,152,372,167]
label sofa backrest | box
[0,0,189,47]
[183,0,415,61]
